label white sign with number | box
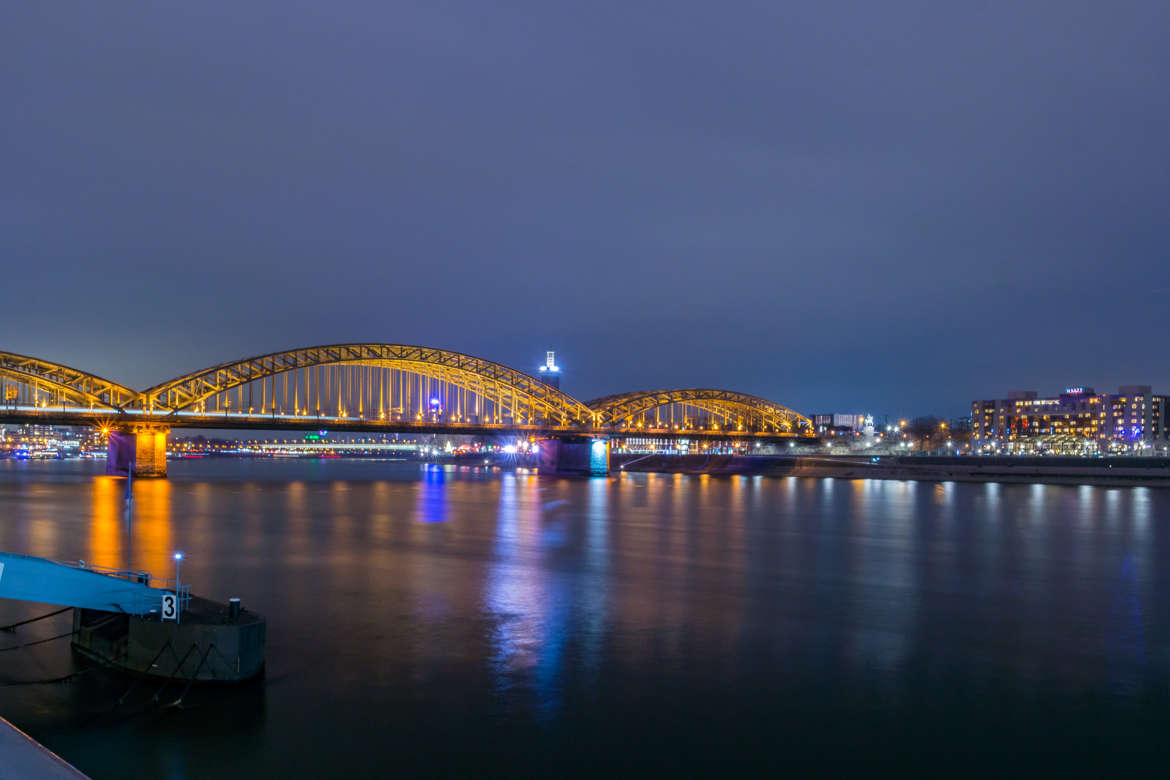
[161,593,178,621]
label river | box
[1,459,1168,776]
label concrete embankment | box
[0,716,90,778]
[612,454,1170,487]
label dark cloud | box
[3,0,1167,417]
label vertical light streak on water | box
[239,481,263,563]
[643,472,658,513]
[1028,482,1046,524]
[88,476,122,570]
[982,481,1009,612]
[936,481,956,542]
[581,476,610,685]
[369,480,392,543]
[483,472,569,720]
[846,479,905,677]
[831,479,866,672]
[132,478,172,579]
[485,473,520,692]
[1077,484,1093,530]
[531,474,571,721]
[1109,552,1148,695]
[1019,483,1048,608]
[709,477,747,676]
[280,480,310,571]
[1105,488,1121,529]
[1132,487,1151,536]
[783,475,798,516]
[330,479,353,540]
[414,464,449,524]
[1104,487,1152,694]
[190,479,212,519]
[821,476,835,504]
[27,484,61,560]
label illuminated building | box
[972,386,1168,454]
[811,413,874,436]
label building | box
[811,413,874,436]
[972,385,1168,454]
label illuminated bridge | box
[0,345,814,476]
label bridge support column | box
[106,423,169,478]
[537,436,609,476]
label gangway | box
[0,551,264,682]
[0,552,184,616]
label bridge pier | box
[537,436,610,476]
[106,423,169,478]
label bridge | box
[0,344,814,476]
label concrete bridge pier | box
[537,436,610,476]
[106,423,169,478]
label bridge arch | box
[588,388,812,434]
[0,351,140,410]
[138,343,599,425]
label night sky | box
[4,1,1167,418]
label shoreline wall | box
[611,454,1170,487]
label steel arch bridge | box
[136,343,599,425]
[0,344,813,438]
[587,388,812,434]
[0,351,139,410]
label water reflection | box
[130,478,173,578]
[485,475,543,681]
[26,485,62,559]
[1,460,1169,774]
[581,477,609,683]
[415,464,449,524]
[1108,554,1147,693]
[88,477,123,568]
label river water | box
[1,458,1169,776]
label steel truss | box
[587,388,812,433]
[0,351,139,410]
[137,343,599,424]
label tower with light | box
[537,350,560,390]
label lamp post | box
[174,552,183,625]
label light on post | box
[174,552,184,624]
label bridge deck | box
[0,407,811,442]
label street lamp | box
[174,552,183,624]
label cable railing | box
[53,560,191,616]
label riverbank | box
[613,453,1170,487]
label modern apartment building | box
[972,386,1168,454]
